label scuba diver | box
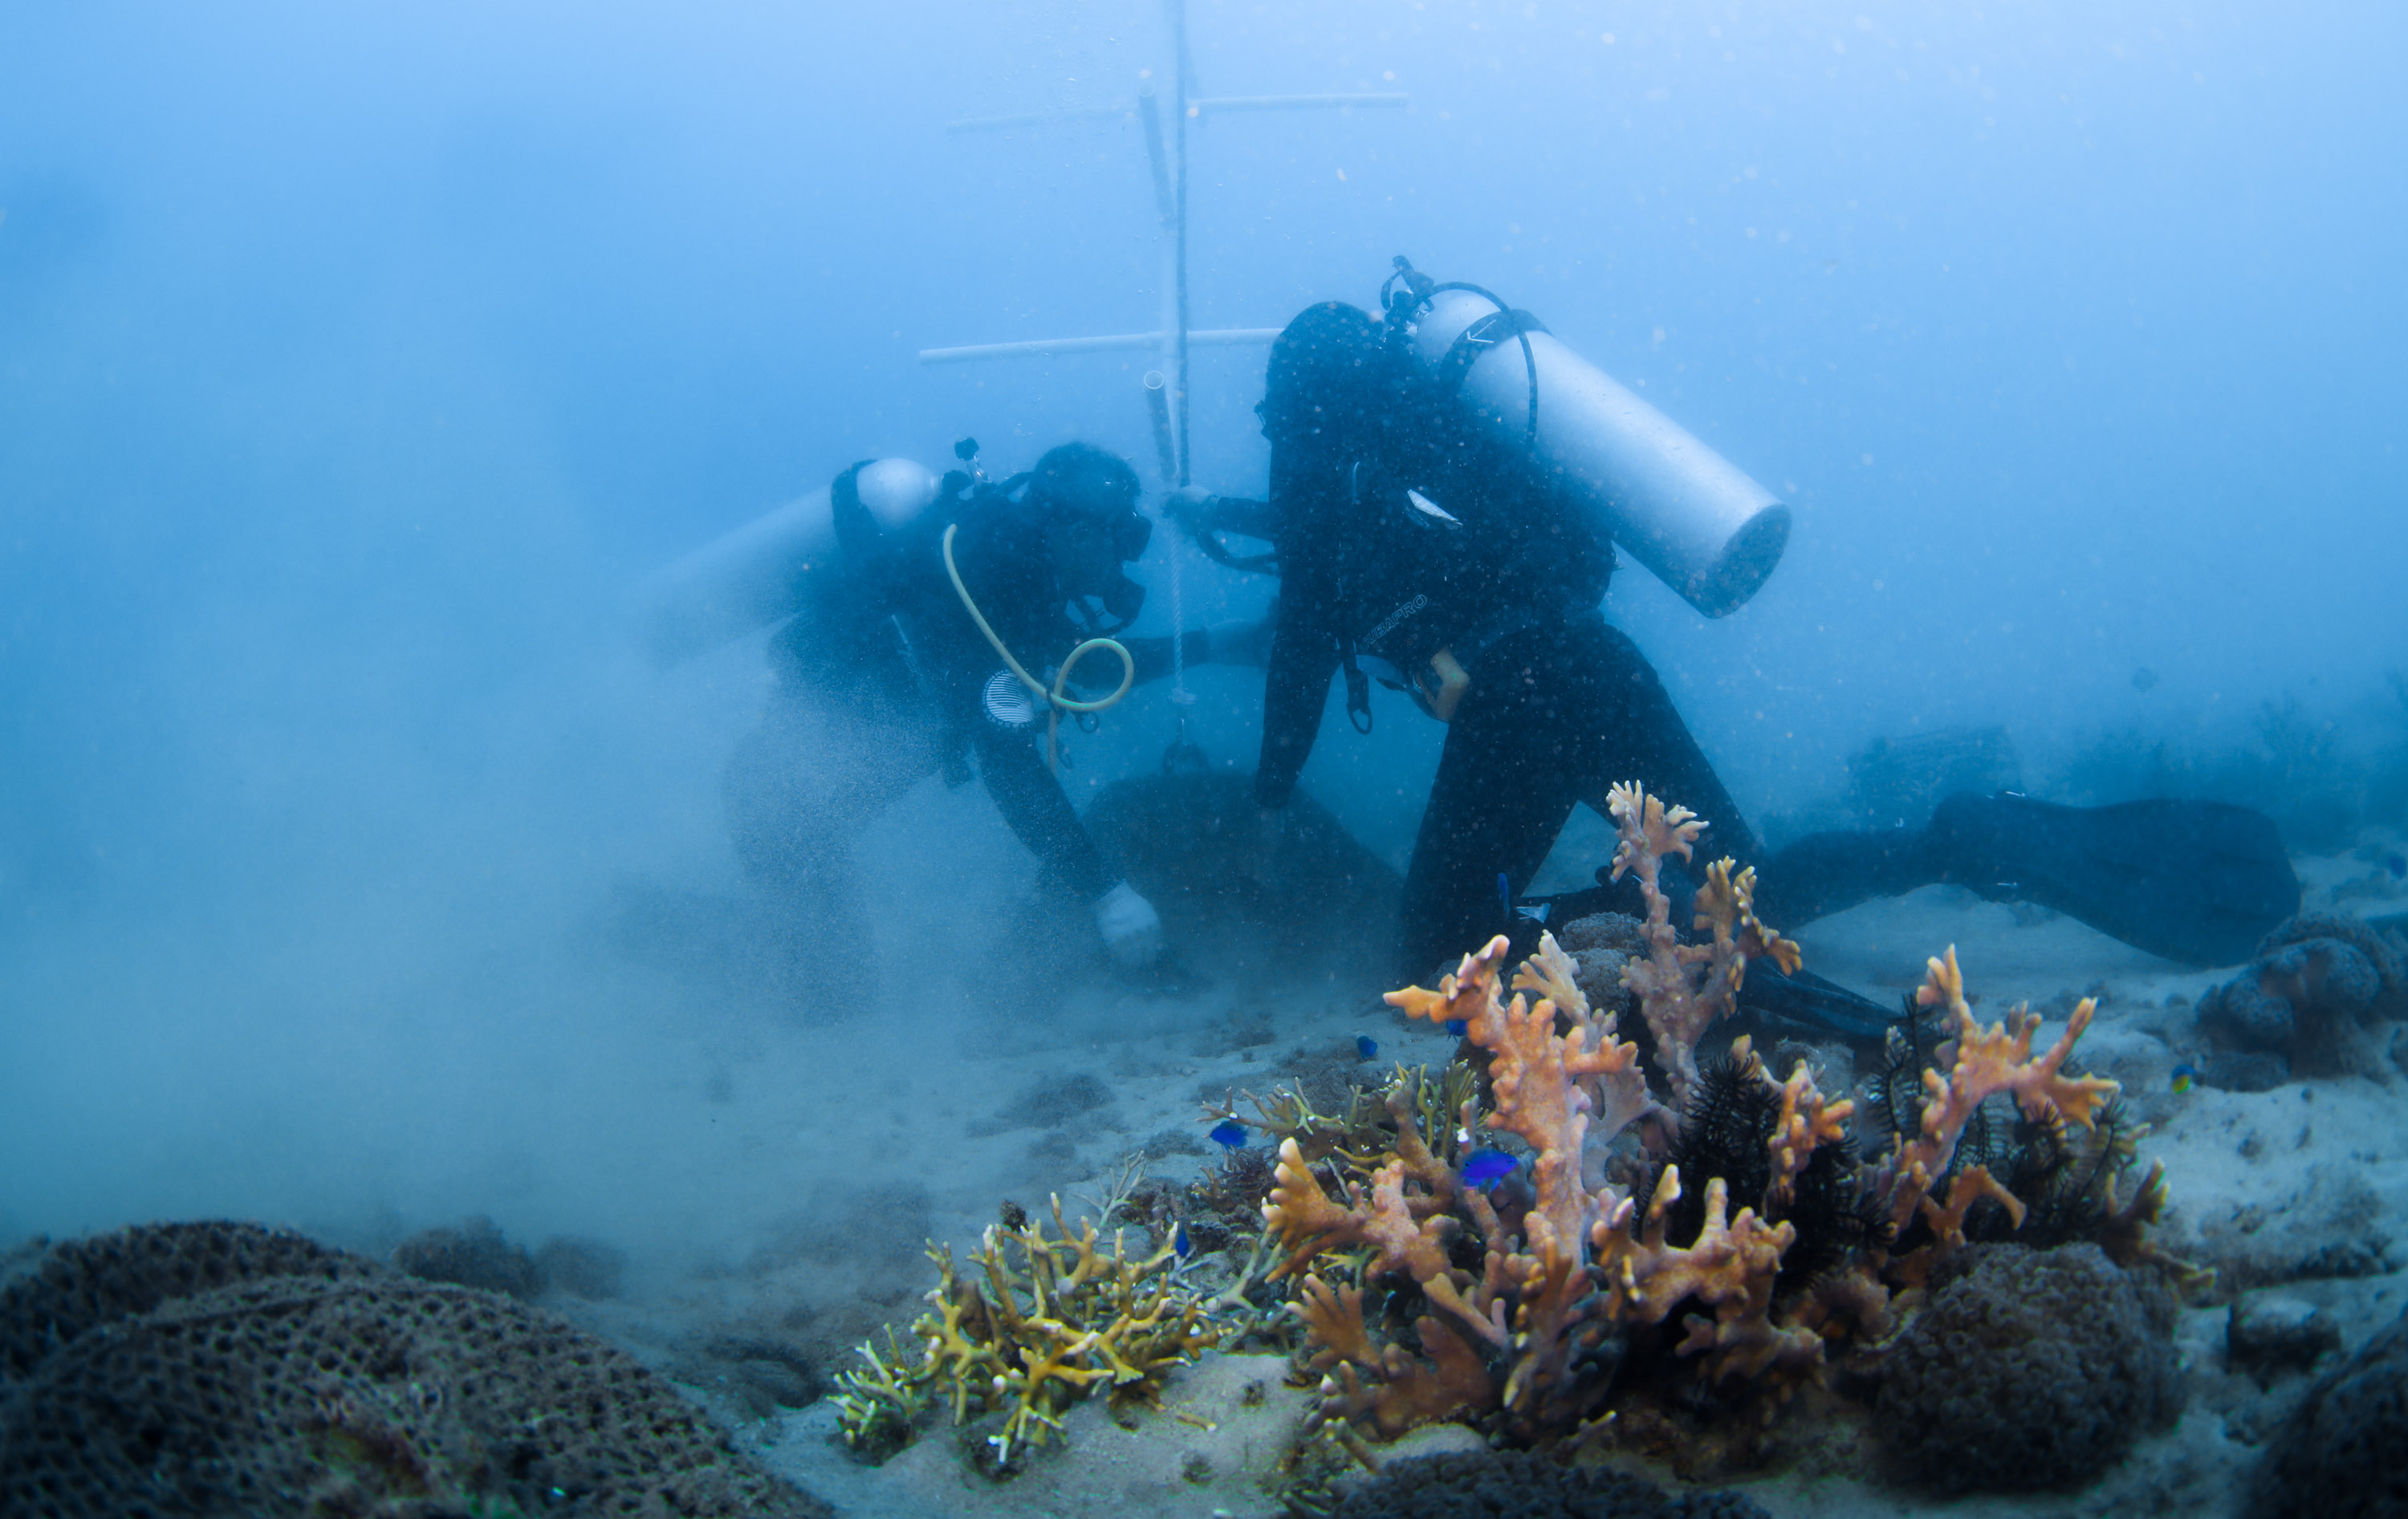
[1173,275,2298,997]
[722,440,1264,981]
[1172,298,1757,980]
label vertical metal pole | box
[1169,0,1191,486]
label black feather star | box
[1636,1052,1885,1299]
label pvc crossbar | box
[917,328,1282,364]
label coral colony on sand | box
[833,1196,1223,1467]
[838,783,2188,1489]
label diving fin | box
[1507,880,1893,1043]
[1735,961,1894,1042]
[1927,792,2299,967]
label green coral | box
[834,1195,1226,1468]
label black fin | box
[1928,793,2300,966]
[1734,961,1893,1042]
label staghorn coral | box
[1210,1060,1479,1181]
[1869,947,2121,1257]
[1605,782,1800,1111]
[1638,1042,1884,1301]
[1268,908,1823,1442]
[832,1195,1223,1468]
[1255,790,2170,1467]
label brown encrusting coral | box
[1254,782,2182,1474]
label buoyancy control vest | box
[1283,392,1614,725]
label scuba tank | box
[1382,259,1790,618]
[636,457,942,668]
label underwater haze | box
[2,0,2404,1324]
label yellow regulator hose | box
[943,523,1134,773]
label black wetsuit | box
[744,481,1197,910]
[1235,412,1755,977]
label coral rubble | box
[1315,1448,1771,1519]
[2249,1305,2408,1518]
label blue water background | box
[0,1,2399,1245]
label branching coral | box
[833,1196,1223,1466]
[1605,782,1800,1110]
[1597,1166,1823,1387]
[1265,904,1823,1441]
[1871,947,2121,1248]
[1258,786,2174,1464]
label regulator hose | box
[943,522,1134,773]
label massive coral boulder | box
[2196,910,2408,1081]
[1873,1242,2182,1494]
[2249,1307,2408,1519]
[0,1220,829,1519]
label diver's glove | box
[1163,484,1216,531]
[1094,881,1165,969]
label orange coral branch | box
[1597,1167,1819,1387]
[1764,1049,1855,1208]
[1604,782,1798,1109]
[1296,1275,1499,1438]
[1877,947,2122,1236]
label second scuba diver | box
[1174,278,2299,985]
[725,441,1266,984]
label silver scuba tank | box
[635,457,942,668]
[1393,276,1790,618]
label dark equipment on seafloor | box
[1767,791,2300,968]
[1083,771,1400,970]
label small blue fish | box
[1208,1119,1248,1149]
[2386,852,2406,882]
[2170,1062,2198,1095]
[1356,1035,1379,1061]
[1444,1018,1468,1038]
[1461,1148,1518,1187]
[1173,1220,1193,1260]
[1498,872,1514,914]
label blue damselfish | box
[1461,1148,1518,1187]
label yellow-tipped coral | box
[1597,1166,1821,1388]
[832,1195,1223,1467]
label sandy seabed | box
[515,840,2408,1519]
